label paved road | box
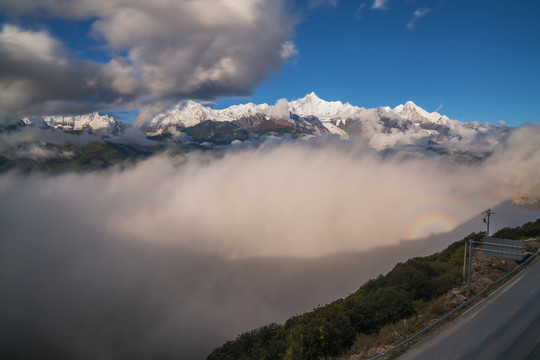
[399,258,540,360]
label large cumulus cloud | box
[0,0,296,117]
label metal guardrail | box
[369,248,540,360]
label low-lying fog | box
[1,126,540,359]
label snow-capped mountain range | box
[144,92,453,130]
[144,92,362,133]
[21,113,125,134]
[140,92,504,150]
[18,93,506,152]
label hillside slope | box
[206,220,540,360]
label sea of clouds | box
[1,125,540,358]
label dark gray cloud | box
[0,24,131,115]
[0,0,296,117]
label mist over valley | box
[2,116,540,358]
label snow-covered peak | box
[305,92,322,102]
[22,116,49,129]
[23,113,118,132]
[288,92,360,119]
[148,100,272,131]
[218,102,271,119]
[149,100,214,129]
[145,94,491,142]
[394,101,445,124]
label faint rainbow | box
[401,194,477,240]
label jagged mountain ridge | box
[141,95,332,138]
[22,113,127,135]
[142,92,366,135]
[142,93,498,142]
[17,93,505,151]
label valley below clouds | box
[2,125,540,358]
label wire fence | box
[369,248,540,360]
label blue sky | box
[216,0,540,126]
[0,0,539,126]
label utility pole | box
[468,209,495,295]
[482,209,495,237]
[463,240,467,282]
[467,239,473,295]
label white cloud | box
[372,0,388,10]
[280,40,298,60]
[308,0,339,8]
[355,3,367,19]
[0,24,67,64]
[0,0,297,118]
[3,127,540,257]
[485,125,540,203]
[270,98,291,118]
[407,7,431,30]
